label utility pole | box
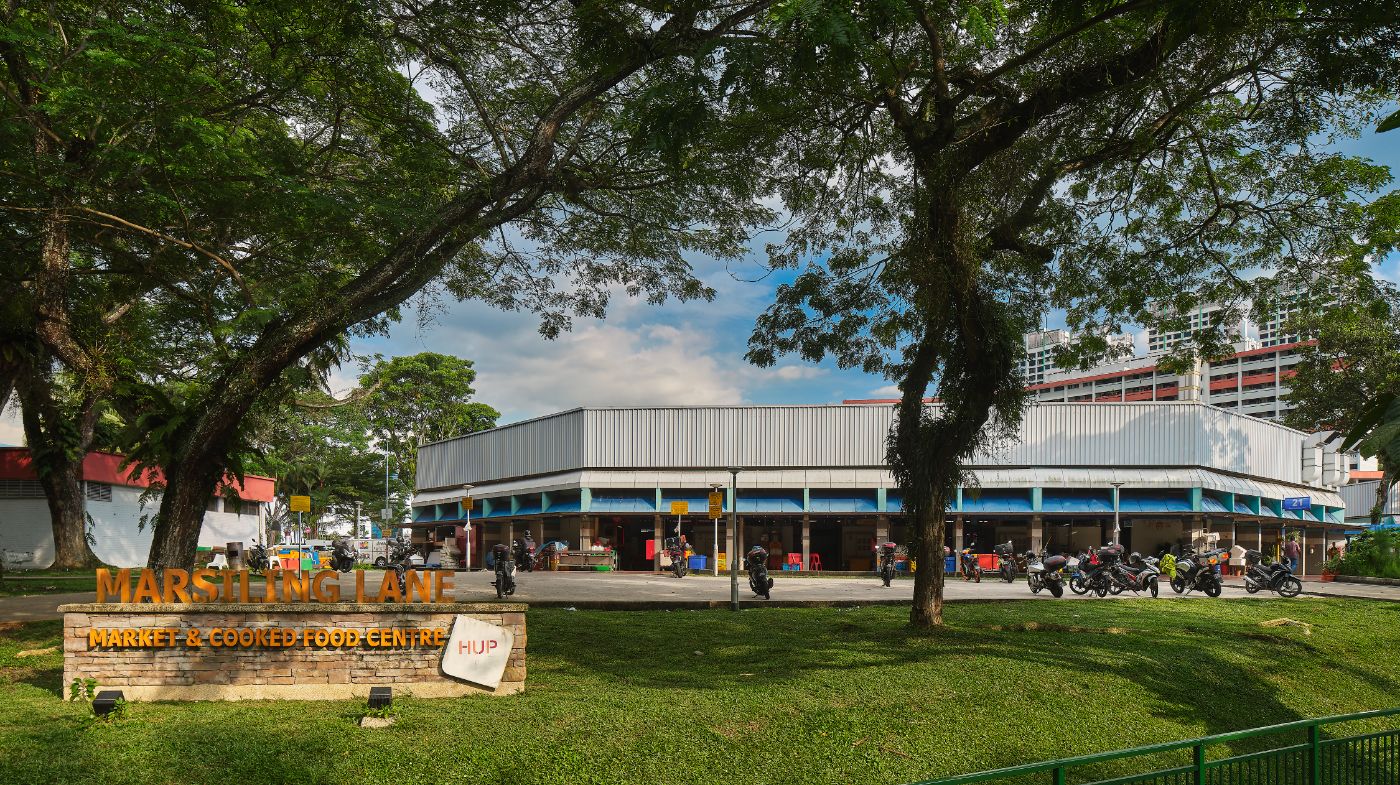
[728,467,742,611]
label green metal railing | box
[908,708,1400,785]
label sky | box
[1,121,1396,442]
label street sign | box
[708,492,723,519]
[289,495,311,513]
[463,496,474,508]
[1282,497,1311,511]
[669,501,689,516]
[381,508,392,521]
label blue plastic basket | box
[688,555,707,570]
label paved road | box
[4,571,1396,621]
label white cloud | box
[772,365,827,381]
[866,385,901,398]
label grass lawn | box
[0,577,97,597]
[2,598,1398,785]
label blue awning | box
[736,495,804,513]
[1117,494,1192,513]
[1282,509,1304,520]
[808,492,878,513]
[591,495,656,513]
[1233,499,1256,515]
[547,499,582,513]
[962,491,1034,513]
[1040,492,1113,514]
[1327,510,1344,524]
[1200,496,1230,514]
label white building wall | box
[0,486,263,569]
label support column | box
[801,514,811,571]
[506,521,514,549]
[1030,515,1044,555]
[954,515,964,554]
[875,515,889,546]
[652,514,662,573]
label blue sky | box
[0,123,1394,443]
[341,126,1400,425]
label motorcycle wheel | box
[1001,565,1015,583]
[374,557,387,569]
[1203,580,1222,598]
[1244,580,1261,594]
[680,563,689,578]
[1277,576,1303,598]
[1109,583,1124,595]
[1069,576,1089,595]
[1170,577,1187,594]
[1047,582,1063,598]
[1094,583,1108,598]
[973,568,981,584]
[882,571,892,587]
[672,562,682,578]
[1147,577,1159,598]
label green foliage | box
[1334,529,1400,580]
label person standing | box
[1282,536,1301,574]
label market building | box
[0,448,274,568]
[412,402,1352,575]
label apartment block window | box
[238,500,260,517]
[84,482,113,502]
[206,497,221,513]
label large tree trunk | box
[145,457,223,571]
[15,361,101,570]
[908,495,948,627]
[1372,474,1391,526]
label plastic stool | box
[786,553,802,570]
[808,553,823,571]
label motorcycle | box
[1025,551,1067,598]
[246,541,271,571]
[960,544,983,582]
[1082,544,1123,597]
[387,539,415,595]
[1109,551,1161,597]
[994,541,1022,583]
[746,545,772,599]
[1067,550,1095,595]
[664,537,689,578]
[1242,550,1303,598]
[491,543,516,599]
[330,537,356,574]
[1170,548,1226,597]
[515,537,537,573]
[877,542,898,587]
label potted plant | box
[1320,556,1342,582]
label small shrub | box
[1335,530,1400,579]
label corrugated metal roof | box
[417,402,1331,494]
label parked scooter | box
[1025,551,1068,598]
[960,543,983,582]
[516,534,536,573]
[246,541,271,571]
[994,541,1022,583]
[1067,550,1095,595]
[877,542,898,587]
[665,537,689,578]
[1242,550,1303,598]
[491,543,516,599]
[1108,551,1161,597]
[1171,548,1226,597]
[330,536,356,574]
[388,538,415,595]
[1082,544,1123,597]
[746,545,772,599]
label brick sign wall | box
[61,602,526,701]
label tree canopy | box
[737,0,1400,625]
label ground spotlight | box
[368,686,392,710]
[92,690,125,717]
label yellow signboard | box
[289,495,311,513]
[669,501,688,516]
[708,492,724,518]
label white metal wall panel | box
[1341,480,1398,519]
[419,402,1318,490]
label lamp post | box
[728,467,742,611]
[1110,481,1125,544]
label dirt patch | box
[985,622,1132,634]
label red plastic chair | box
[786,553,802,570]
[808,553,823,571]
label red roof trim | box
[0,448,275,502]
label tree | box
[359,353,500,501]
[4,2,775,570]
[740,1,1400,626]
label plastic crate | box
[945,556,957,572]
[688,555,707,570]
